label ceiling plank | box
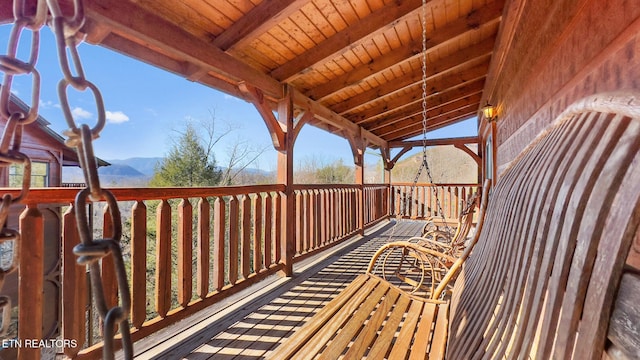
[291,89,387,149]
[381,106,478,140]
[372,94,482,134]
[213,0,306,51]
[334,61,490,115]
[355,78,486,124]
[306,9,502,101]
[270,0,424,82]
[83,0,283,99]
[366,92,483,131]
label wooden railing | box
[390,183,481,220]
[4,183,391,358]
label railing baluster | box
[62,205,86,357]
[305,190,311,252]
[274,192,282,263]
[229,196,239,285]
[253,194,263,273]
[131,201,147,328]
[19,205,43,359]
[314,190,320,249]
[241,195,251,280]
[264,193,272,268]
[102,205,118,317]
[156,200,172,317]
[178,199,193,307]
[197,198,210,299]
[213,197,225,291]
[295,191,302,254]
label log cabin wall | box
[483,0,640,176]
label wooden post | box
[19,205,43,359]
[277,85,295,276]
[350,132,366,235]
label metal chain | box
[0,0,48,337]
[408,0,452,236]
[47,1,133,358]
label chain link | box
[0,0,48,337]
[47,0,133,358]
[407,0,452,236]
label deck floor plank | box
[124,220,425,359]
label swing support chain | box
[406,0,453,237]
[0,0,48,337]
[47,0,133,358]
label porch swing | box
[393,7,455,242]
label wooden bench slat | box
[270,274,371,359]
[317,280,396,359]
[388,300,426,359]
[337,286,401,359]
[290,276,379,359]
[366,291,412,359]
[425,304,447,360]
[408,303,438,360]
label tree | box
[150,122,222,187]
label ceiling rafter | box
[270,0,425,82]
[82,0,284,99]
[372,94,482,134]
[334,61,490,115]
[213,0,307,52]
[355,78,486,125]
[365,92,483,132]
[305,7,502,101]
[381,106,479,141]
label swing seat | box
[269,93,640,359]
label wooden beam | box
[213,0,306,51]
[95,32,247,99]
[291,111,314,144]
[364,91,483,131]
[343,129,366,166]
[353,78,486,125]
[270,0,425,82]
[238,82,286,151]
[389,136,479,148]
[454,144,481,167]
[333,61,490,115]
[368,93,482,134]
[389,146,412,168]
[291,89,387,149]
[307,18,499,101]
[83,0,283,99]
[383,110,478,141]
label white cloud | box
[106,110,130,124]
[71,107,92,119]
[40,99,57,109]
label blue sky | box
[1,25,477,171]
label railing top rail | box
[0,184,286,204]
[391,182,481,187]
[292,184,361,190]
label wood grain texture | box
[448,93,640,359]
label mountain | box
[107,157,163,176]
[391,145,478,183]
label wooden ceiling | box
[1,0,505,148]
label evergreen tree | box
[150,123,222,187]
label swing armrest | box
[407,236,452,253]
[367,241,456,272]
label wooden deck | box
[123,220,424,360]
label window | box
[485,135,493,181]
[10,161,49,187]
